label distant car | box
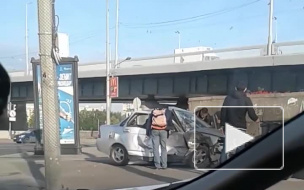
[13,129,34,142]
[96,107,224,168]
[15,129,40,144]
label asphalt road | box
[0,140,303,190]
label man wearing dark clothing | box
[219,81,259,163]
[220,82,259,130]
[143,108,173,169]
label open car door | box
[123,112,153,158]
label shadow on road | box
[0,141,35,157]
[82,150,202,183]
[17,145,46,189]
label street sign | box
[8,103,16,122]
[110,77,119,98]
[133,97,141,111]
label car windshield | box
[174,108,210,131]
[1,0,304,190]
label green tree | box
[79,109,122,131]
[28,112,35,128]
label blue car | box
[15,129,39,144]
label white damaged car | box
[96,107,224,168]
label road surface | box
[0,139,303,190]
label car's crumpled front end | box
[184,127,224,166]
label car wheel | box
[188,145,211,169]
[110,144,129,166]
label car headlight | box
[187,141,199,149]
[20,135,25,138]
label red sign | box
[110,77,119,98]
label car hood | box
[189,127,224,138]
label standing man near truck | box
[219,81,260,163]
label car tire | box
[188,145,211,169]
[110,144,129,166]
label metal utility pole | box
[106,0,111,125]
[25,2,32,75]
[175,31,181,49]
[114,0,119,69]
[37,0,61,189]
[267,0,274,55]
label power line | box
[120,0,262,28]
[0,51,38,59]
[0,26,116,59]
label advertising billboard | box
[32,57,80,154]
[57,64,75,144]
[36,65,43,130]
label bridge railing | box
[8,41,304,77]
[118,41,304,67]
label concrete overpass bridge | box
[8,41,304,104]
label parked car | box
[96,107,224,168]
[15,129,40,144]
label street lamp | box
[105,0,111,125]
[273,16,277,43]
[175,31,181,49]
[115,56,131,69]
[267,0,274,55]
[25,2,32,75]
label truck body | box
[188,92,304,136]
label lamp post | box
[115,57,131,69]
[175,31,181,49]
[274,16,277,43]
[267,0,274,55]
[105,0,110,125]
[114,0,119,69]
[25,2,32,75]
